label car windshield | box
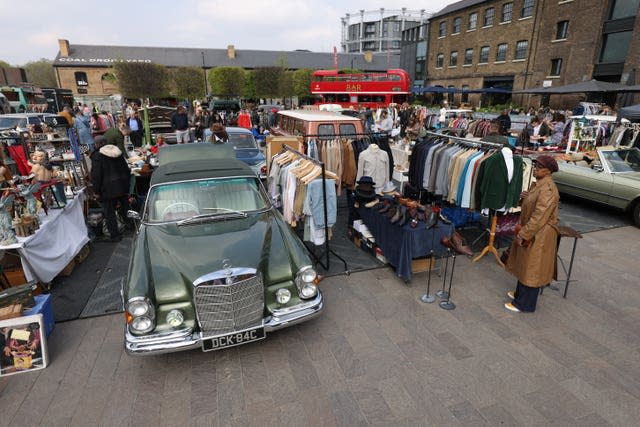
[0,117,25,129]
[146,177,267,222]
[228,133,257,149]
[601,148,640,173]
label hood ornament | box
[222,259,233,277]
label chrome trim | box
[193,267,257,286]
[124,291,323,355]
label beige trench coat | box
[506,175,560,287]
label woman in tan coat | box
[505,155,560,312]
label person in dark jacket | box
[124,110,144,147]
[496,109,512,136]
[91,136,131,241]
[171,105,190,144]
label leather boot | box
[451,231,473,256]
[378,202,391,213]
[425,210,438,229]
[364,198,380,209]
[390,206,403,223]
[385,206,398,220]
[398,206,411,227]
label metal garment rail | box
[281,145,348,272]
[424,131,505,149]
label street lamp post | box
[201,51,207,100]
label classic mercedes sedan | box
[123,144,322,355]
[553,146,640,226]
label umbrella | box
[515,79,630,94]
[619,104,640,121]
[618,84,640,92]
[412,86,458,94]
[463,87,512,94]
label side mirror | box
[592,164,604,172]
[127,210,141,220]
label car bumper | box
[124,291,323,356]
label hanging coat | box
[506,175,559,287]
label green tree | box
[23,59,57,87]
[0,60,11,68]
[253,66,283,98]
[171,66,206,101]
[281,71,295,98]
[292,68,313,99]
[113,62,170,100]
[208,66,245,98]
[243,70,256,99]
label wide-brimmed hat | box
[381,181,397,194]
[355,188,377,203]
[357,176,376,186]
[534,155,559,173]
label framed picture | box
[0,314,48,377]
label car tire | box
[633,201,640,228]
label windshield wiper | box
[176,208,247,226]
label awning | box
[515,79,630,94]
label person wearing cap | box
[504,155,560,313]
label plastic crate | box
[24,294,55,337]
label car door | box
[554,163,613,204]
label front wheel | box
[633,201,640,228]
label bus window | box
[339,123,356,137]
[372,95,386,103]
[318,124,335,140]
[294,119,305,135]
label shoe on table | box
[504,302,520,312]
[506,291,515,300]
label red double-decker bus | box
[310,69,411,109]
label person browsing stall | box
[504,155,560,313]
[171,105,191,144]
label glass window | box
[521,0,535,18]
[439,21,447,37]
[556,21,569,39]
[609,0,640,19]
[496,43,508,61]
[514,40,528,59]
[479,46,490,63]
[461,85,470,102]
[600,31,633,62]
[550,58,562,76]
[436,53,444,68]
[453,17,462,34]
[464,48,474,65]
[502,3,513,22]
[450,51,458,67]
[469,12,478,30]
[484,7,495,26]
[394,22,401,32]
[601,148,640,172]
[147,178,266,222]
[74,71,88,86]
[339,123,357,137]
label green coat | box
[476,151,524,210]
[506,175,560,287]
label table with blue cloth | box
[356,206,454,281]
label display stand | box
[553,226,582,298]
[472,211,504,267]
[280,145,348,272]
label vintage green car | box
[123,144,321,355]
[553,146,640,226]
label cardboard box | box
[0,304,22,320]
[24,294,54,337]
[412,257,438,273]
[4,268,27,287]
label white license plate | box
[201,327,265,351]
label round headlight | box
[299,267,317,283]
[166,309,184,327]
[127,299,150,317]
[300,282,317,299]
[130,316,153,333]
[276,288,291,304]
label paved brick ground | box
[1,226,639,426]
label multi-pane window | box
[464,48,474,65]
[521,0,535,18]
[461,85,470,103]
[556,21,569,39]
[514,40,528,59]
[502,3,513,22]
[469,12,478,30]
[550,58,563,76]
[496,43,508,61]
[600,31,633,62]
[479,46,490,63]
[453,17,462,34]
[450,51,458,67]
[439,21,447,37]
[484,8,495,26]
[436,53,444,68]
[609,0,640,19]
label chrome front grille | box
[193,269,264,337]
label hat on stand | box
[380,181,397,195]
[355,176,377,203]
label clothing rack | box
[424,131,505,149]
[301,132,372,139]
[281,145,348,272]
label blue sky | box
[0,0,457,66]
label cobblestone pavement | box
[1,226,639,426]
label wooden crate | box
[58,260,76,277]
[0,304,22,320]
[4,268,27,287]
[74,243,90,264]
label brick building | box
[425,0,640,109]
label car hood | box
[234,148,265,166]
[129,210,300,304]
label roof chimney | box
[227,45,236,59]
[58,39,70,57]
